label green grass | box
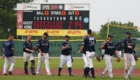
[0,75,140,80]
[0,58,140,80]
[0,58,140,69]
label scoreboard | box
[17,4,90,36]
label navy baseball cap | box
[43,32,49,36]
[87,29,92,34]
[108,34,113,38]
[65,35,70,38]
[126,31,131,35]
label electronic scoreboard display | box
[17,4,90,36]
[23,10,89,29]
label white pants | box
[86,51,95,68]
[102,49,105,55]
[82,54,88,68]
[124,53,136,76]
[117,51,122,58]
[36,53,51,75]
[23,52,34,62]
[102,54,113,78]
[59,55,72,68]
[3,56,15,74]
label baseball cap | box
[126,31,131,35]
[65,35,70,38]
[108,34,113,38]
[43,32,49,36]
[87,29,92,34]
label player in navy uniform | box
[100,34,120,78]
[78,35,90,77]
[78,29,99,78]
[23,35,36,75]
[116,41,123,58]
[123,31,137,79]
[2,34,15,75]
[36,32,53,76]
[58,35,73,77]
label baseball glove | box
[33,46,38,51]
[134,54,138,61]
[71,57,73,62]
[116,57,120,62]
[96,56,101,62]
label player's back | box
[84,36,96,52]
[4,40,14,57]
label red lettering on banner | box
[67,30,81,34]
[25,30,28,33]
[46,30,59,34]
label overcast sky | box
[34,0,140,32]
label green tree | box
[98,21,140,41]
[0,0,32,39]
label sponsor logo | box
[83,17,89,23]
[22,5,39,10]
[68,5,85,9]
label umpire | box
[58,35,73,77]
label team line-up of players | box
[2,29,138,79]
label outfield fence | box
[0,40,140,57]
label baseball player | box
[100,34,120,78]
[36,32,53,76]
[123,31,137,79]
[23,35,36,75]
[2,34,15,75]
[99,42,105,60]
[58,35,73,77]
[78,35,90,77]
[78,29,99,78]
[116,41,123,58]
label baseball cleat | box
[47,74,53,76]
[102,74,105,78]
[125,76,130,80]
[69,75,74,77]
[128,75,131,79]
[87,74,90,77]
[8,71,12,75]
[3,74,7,76]
[110,76,113,79]
[36,73,39,76]
[91,76,96,79]
[58,74,61,76]
[32,72,36,75]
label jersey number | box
[89,40,94,46]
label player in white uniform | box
[58,35,73,76]
[2,35,15,75]
[36,32,53,76]
[123,31,137,79]
[23,35,36,75]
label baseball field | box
[0,58,140,80]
